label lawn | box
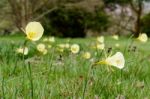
[0,35,150,99]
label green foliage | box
[43,6,109,37]
[141,13,150,36]
[85,7,109,32]
[0,36,150,98]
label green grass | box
[0,35,150,99]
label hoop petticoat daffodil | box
[70,44,80,54]
[137,33,148,43]
[96,52,125,69]
[25,22,44,41]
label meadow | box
[0,35,150,99]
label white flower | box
[115,43,120,47]
[37,43,46,52]
[97,52,125,69]
[97,36,104,43]
[48,45,52,48]
[48,37,55,42]
[43,38,48,42]
[16,47,28,55]
[96,43,105,50]
[25,22,44,41]
[70,44,80,54]
[83,52,91,59]
[137,33,148,43]
[112,35,119,40]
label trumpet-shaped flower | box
[137,33,148,43]
[115,43,120,47]
[48,37,55,42]
[112,35,119,40]
[83,52,91,59]
[25,22,44,41]
[96,43,105,50]
[16,47,28,55]
[70,44,80,54]
[97,36,104,43]
[97,52,125,69]
[37,43,46,52]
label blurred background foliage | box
[0,0,150,37]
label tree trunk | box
[133,1,143,37]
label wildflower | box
[16,47,28,55]
[70,44,80,54]
[42,49,48,55]
[43,38,48,42]
[25,22,44,41]
[83,52,91,59]
[37,43,46,52]
[97,36,104,43]
[115,43,120,47]
[48,45,52,49]
[137,33,148,43]
[64,43,70,49]
[48,37,55,42]
[112,35,119,40]
[96,43,105,50]
[96,52,125,69]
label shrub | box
[43,6,109,37]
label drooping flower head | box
[16,47,29,55]
[25,22,44,41]
[96,52,125,69]
[112,35,119,40]
[83,52,91,59]
[70,44,80,54]
[97,36,104,43]
[137,33,148,43]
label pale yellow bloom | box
[64,43,70,48]
[83,52,91,59]
[42,49,48,55]
[48,45,52,48]
[97,52,125,69]
[96,43,105,50]
[58,43,70,49]
[70,44,80,54]
[97,36,104,43]
[115,43,120,47]
[25,22,44,41]
[43,38,48,42]
[57,48,64,52]
[48,37,55,42]
[37,43,46,52]
[137,33,148,43]
[112,35,119,40]
[16,47,28,55]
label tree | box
[104,0,150,37]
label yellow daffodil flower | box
[96,52,125,69]
[137,33,148,43]
[70,44,80,54]
[25,22,44,41]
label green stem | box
[82,64,92,99]
[2,77,5,99]
[27,62,34,99]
